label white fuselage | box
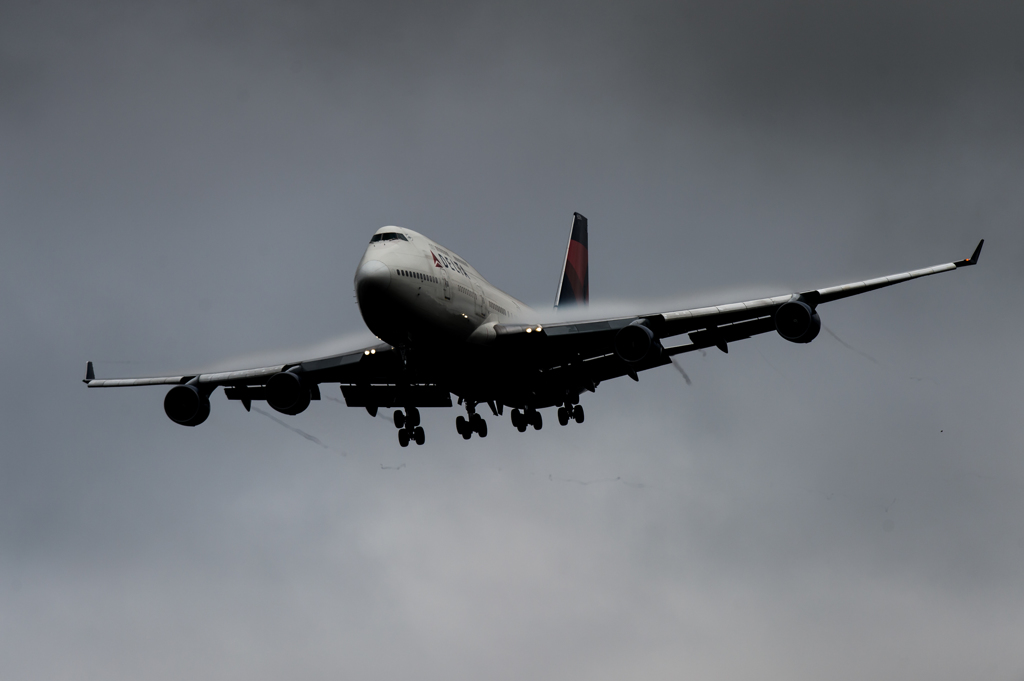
[353,226,534,349]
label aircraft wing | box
[494,240,984,380]
[84,340,452,413]
[84,342,399,388]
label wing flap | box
[340,384,453,408]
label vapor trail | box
[253,406,346,455]
[822,325,881,365]
[548,474,646,489]
[669,357,692,385]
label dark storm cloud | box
[2,2,1024,680]
[630,3,1024,111]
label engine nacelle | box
[614,322,661,363]
[775,300,821,344]
[266,371,311,415]
[164,384,211,427]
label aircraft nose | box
[354,260,391,299]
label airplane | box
[84,213,984,447]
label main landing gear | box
[394,407,425,447]
[555,392,584,427]
[510,408,543,432]
[507,399,583,432]
[456,403,487,440]
[557,403,584,426]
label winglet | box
[84,361,95,384]
[955,239,984,267]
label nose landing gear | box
[394,407,425,447]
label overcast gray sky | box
[3,1,1024,679]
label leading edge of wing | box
[83,343,394,388]
[496,239,984,344]
[802,238,982,306]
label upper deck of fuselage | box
[363,226,494,290]
[358,225,533,324]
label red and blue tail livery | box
[555,212,589,308]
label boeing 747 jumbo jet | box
[85,214,983,447]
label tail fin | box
[555,212,589,309]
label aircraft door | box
[440,268,451,300]
[474,283,487,317]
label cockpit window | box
[369,232,408,243]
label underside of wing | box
[492,240,984,391]
[83,341,451,425]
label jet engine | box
[774,300,821,344]
[266,371,311,415]
[164,384,211,426]
[614,322,661,363]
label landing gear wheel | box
[456,415,467,435]
[462,428,472,440]
[405,407,421,429]
[398,429,410,447]
[511,408,522,428]
[394,410,406,429]
[414,426,425,445]
[557,407,569,426]
[476,419,488,438]
[531,411,543,430]
[573,405,584,423]
[517,421,527,433]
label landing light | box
[536,326,542,332]
[525,328,532,334]
[364,350,370,355]
[370,348,376,354]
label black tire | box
[573,405,584,423]
[394,410,406,429]
[517,421,527,433]
[406,407,420,429]
[532,412,543,430]
[511,408,522,428]
[414,426,425,445]
[456,415,467,435]
[462,429,472,440]
[557,407,569,426]
[398,429,410,447]
[477,419,487,437]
